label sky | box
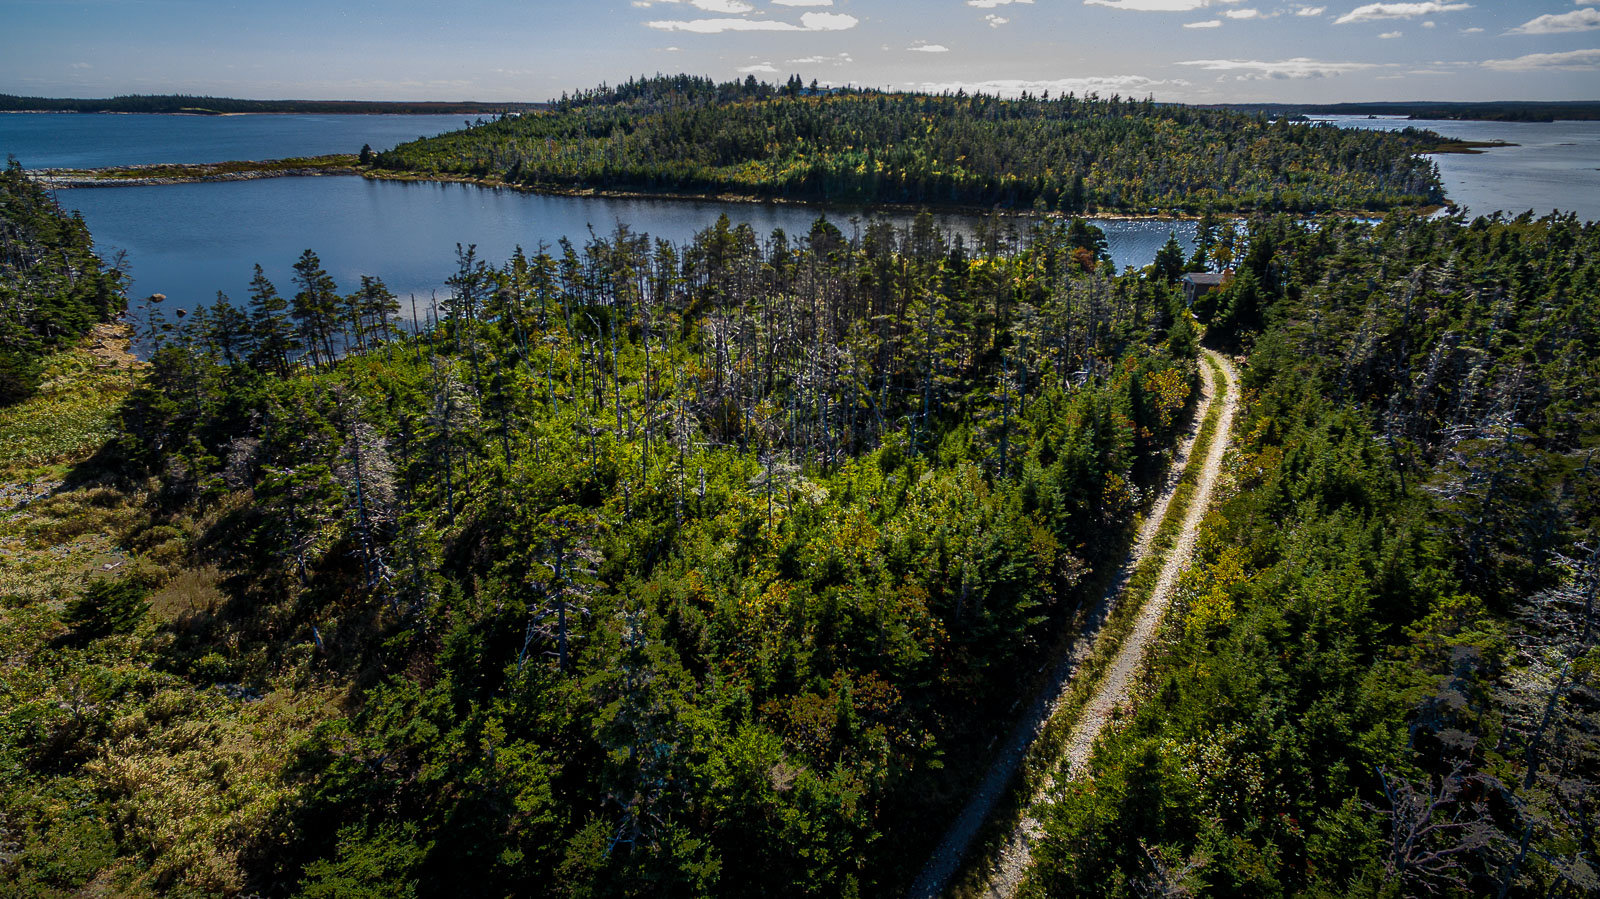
[1,0,1597,103]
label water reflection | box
[60,176,1199,319]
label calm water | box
[56,176,1197,316]
[1312,116,1600,222]
[39,111,1600,324]
[0,112,467,169]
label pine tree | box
[247,264,297,373]
[291,250,341,366]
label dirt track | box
[907,350,1238,899]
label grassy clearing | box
[0,328,142,603]
[947,353,1229,899]
[0,331,136,478]
[0,328,340,899]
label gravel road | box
[907,350,1238,899]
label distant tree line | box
[0,94,544,115]
[375,74,1447,214]
[1219,101,1600,123]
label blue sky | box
[2,0,1596,102]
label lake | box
[57,176,1198,316]
[0,113,1200,318]
[1311,116,1600,223]
[13,111,1596,325]
[0,112,469,169]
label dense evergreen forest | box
[0,159,125,402]
[2,140,1596,896]
[0,94,542,115]
[3,204,1206,896]
[374,75,1447,214]
[1020,211,1600,897]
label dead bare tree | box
[1371,760,1500,894]
[1132,840,1209,899]
[519,511,600,673]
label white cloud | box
[1379,29,1402,37]
[771,0,833,5]
[1178,56,1380,78]
[968,0,1034,7]
[787,52,852,64]
[69,62,93,70]
[739,62,779,73]
[913,75,1187,97]
[647,10,857,30]
[1296,5,1325,14]
[648,17,795,31]
[1422,19,1435,27]
[909,42,952,52]
[797,11,856,28]
[986,14,1010,26]
[1224,8,1259,17]
[1461,26,1482,32]
[1482,48,1600,71]
[1185,18,1222,26]
[635,0,755,10]
[1508,8,1600,34]
[1085,0,1211,10]
[1334,2,1470,25]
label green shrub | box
[62,577,150,639]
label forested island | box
[0,94,543,116]
[371,75,1448,215]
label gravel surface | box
[907,350,1238,899]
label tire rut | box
[907,350,1238,899]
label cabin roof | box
[1182,272,1228,286]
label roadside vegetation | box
[1022,211,1600,898]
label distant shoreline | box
[0,110,478,117]
[27,158,1450,219]
[27,155,360,187]
[1217,100,1600,124]
[0,95,545,116]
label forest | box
[3,186,1205,896]
[373,75,1448,215]
[1018,211,1600,897]
[0,159,126,402]
[2,144,1596,897]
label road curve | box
[906,349,1238,899]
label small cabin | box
[1181,272,1228,307]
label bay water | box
[54,176,1195,316]
[6,111,1596,324]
